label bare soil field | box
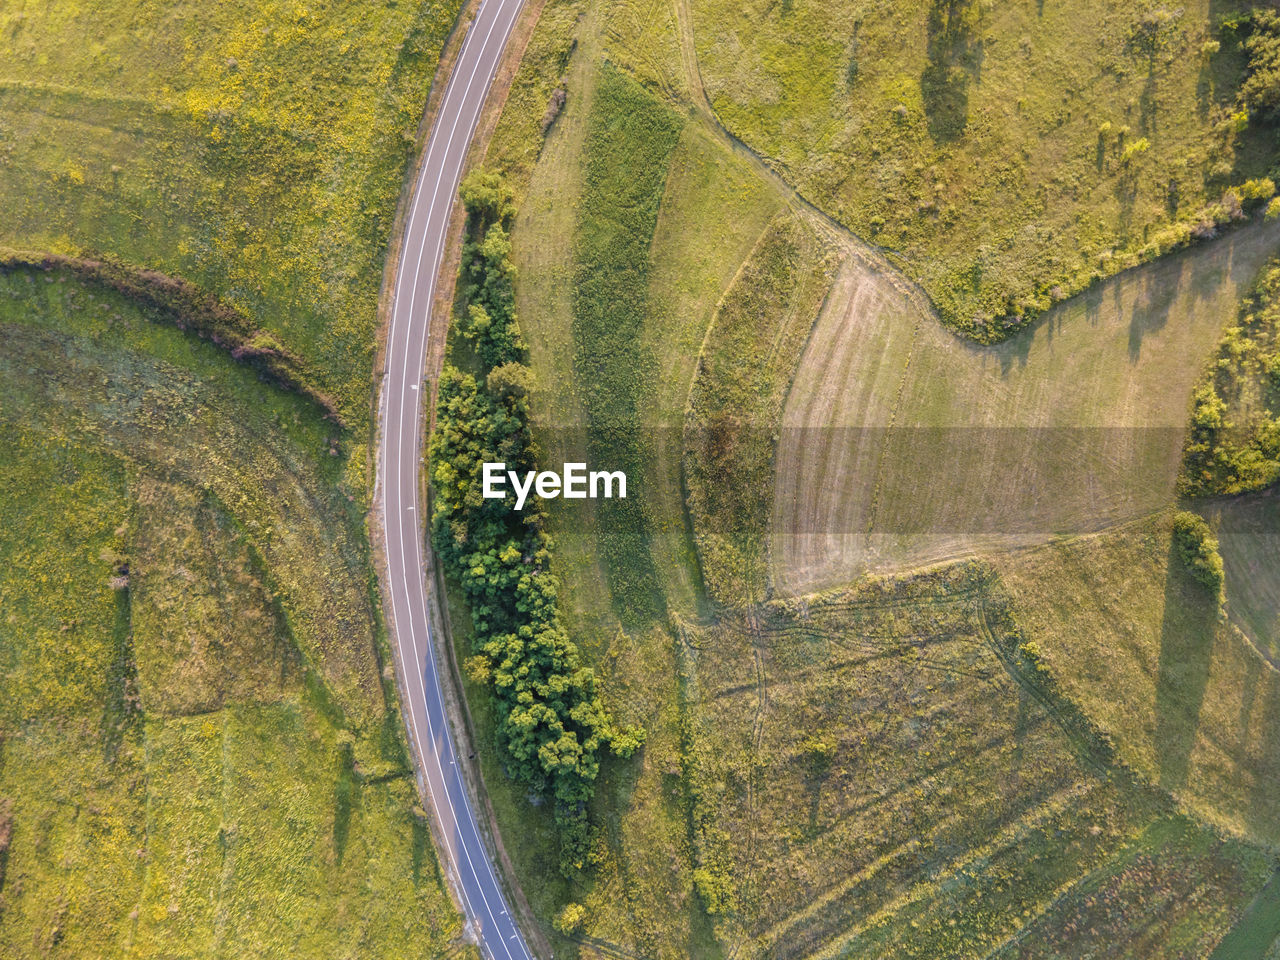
[774,214,1280,595]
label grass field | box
[674,565,1274,959]
[454,0,1280,955]
[472,4,808,950]
[999,513,1280,850]
[569,62,683,626]
[0,264,384,724]
[684,214,838,606]
[511,33,786,633]
[0,0,461,438]
[0,267,467,957]
[773,211,1280,594]
[1202,491,1280,663]
[689,0,1277,340]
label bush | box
[1172,511,1225,598]
[1181,261,1280,496]
[692,864,735,915]
[1121,136,1150,164]
[554,902,587,935]
[1240,9,1280,123]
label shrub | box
[1181,261,1280,496]
[1172,511,1225,599]
[554,902,587,935]
[692,864,735,915]
[1121,137,1150,164]
[1240,9,1280,123]
[1239,177,1276,202]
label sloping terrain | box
[0,0,461,436]
[446,0,1280,957]
[0,266,466,957]
[774,214,1280,594]
[999,513,1280,851]
[689,0,1277,338]
[1205,491,1280,664]
[678,566,1274,960]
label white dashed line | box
[377,1,533,959]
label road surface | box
[377,1,533,957]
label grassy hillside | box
[0,0,461,438]
[690,0,1277,339]
[0,264,383,724]
[1000,513,1280,849]
[452,0,1280,956]
[684,215,837,606]
[0,267,467,957]
[1203,491,1280,664]
[676,565,1274,959]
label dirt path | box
[670,0,932,317]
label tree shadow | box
[921,0,982,143]
[1139,70,1159,138]
[1245,674,1280,847]
[989,319,1035,378]
[1112,173,1139,248]
[410,808,443,887]
[1127,258,1184,361]
[1196,60,1214,122]
[801,747,834,837]
[101,577,139,764]
[1154,545,1217,794]
[333,738,355,864]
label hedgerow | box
[430,171,642,874]
[456,171,525,367]
[1181,259,1280,496]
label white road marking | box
[376,1,533,959]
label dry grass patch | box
[131,476,303,715]
[674,564,1273,958]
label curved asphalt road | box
[377,1,532,957]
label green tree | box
[1172,511,1225,601]
[429,174,643,875]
